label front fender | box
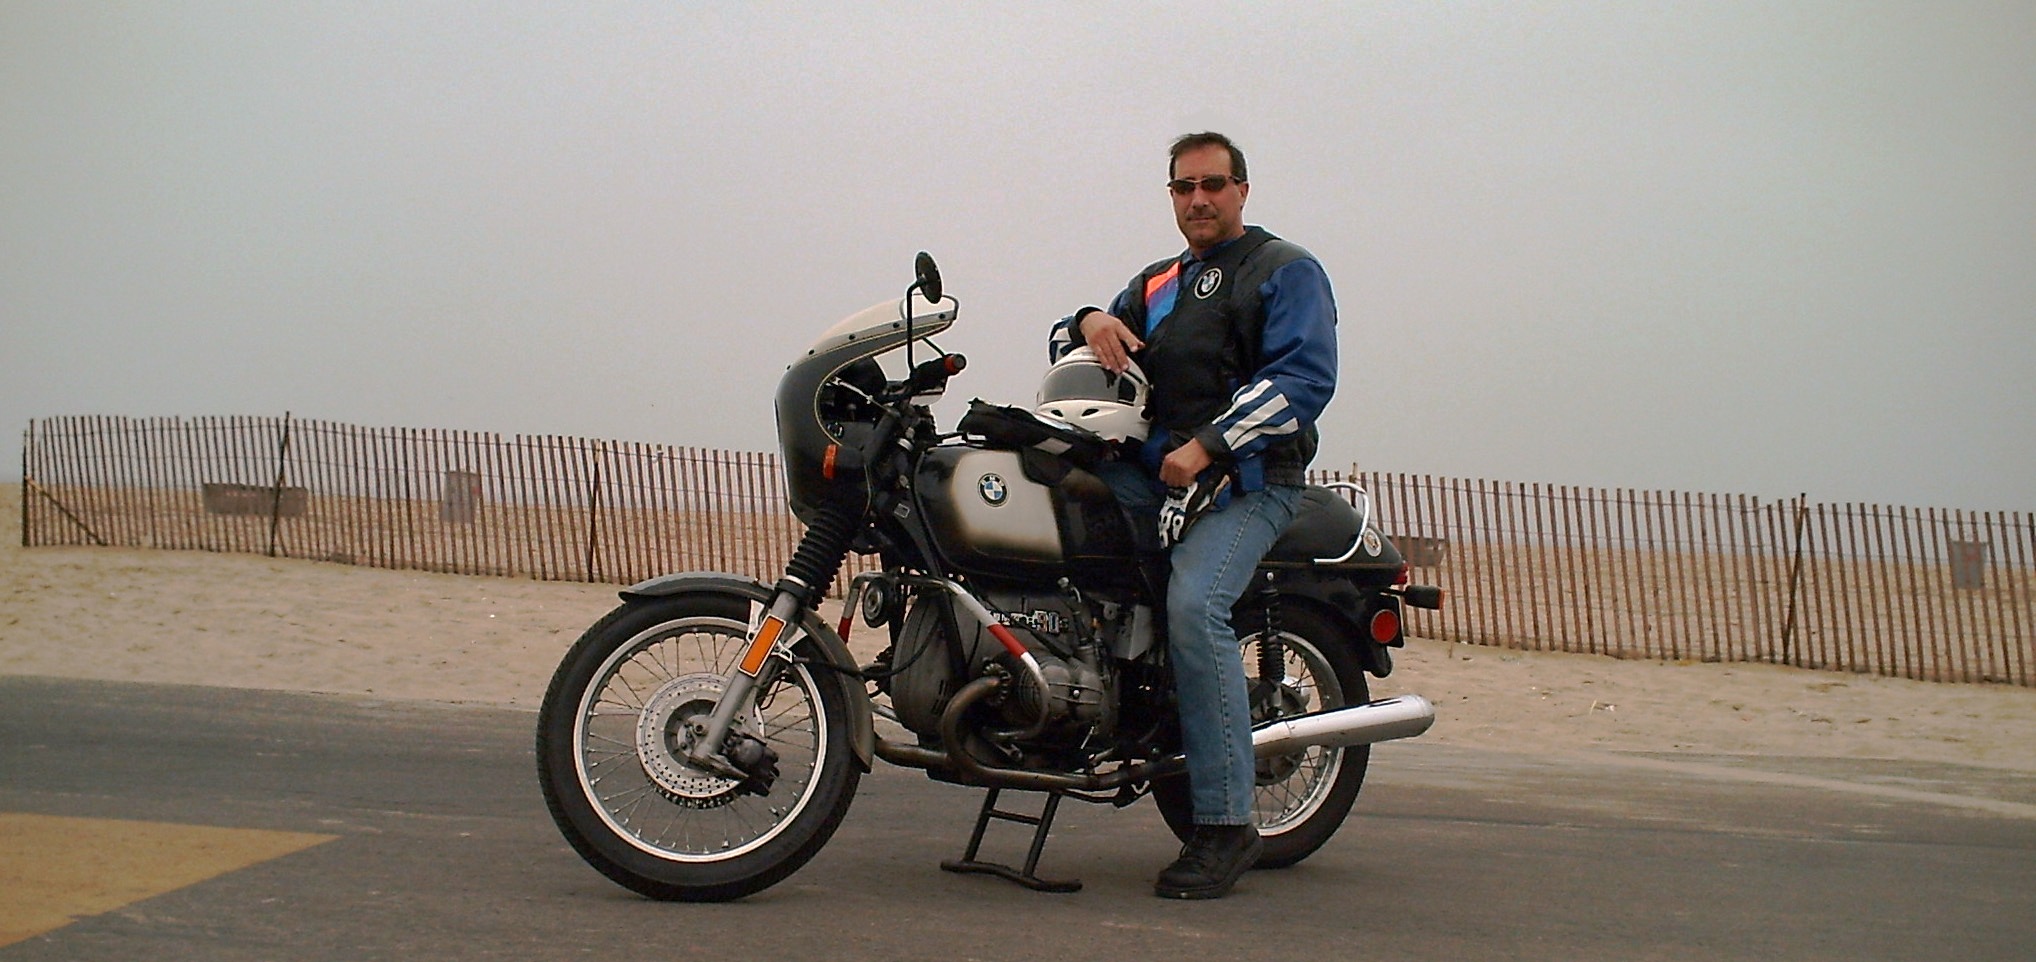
[622,571,875,771]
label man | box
[1049,132,1338,899]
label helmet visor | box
[1038,361,1141,406]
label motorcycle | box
[535,253,1442,900]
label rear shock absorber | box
[1253,570,1285,703]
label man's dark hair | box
[1169,132,1247,182]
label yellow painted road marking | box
[0,813,336,946]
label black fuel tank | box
[916,447,1065,580]
[914,446,1142,583]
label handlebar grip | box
[901,353,966,397]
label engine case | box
[885,587,1116,746]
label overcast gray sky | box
[5,1,2032,511]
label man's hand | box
[1159,438,1214,487]
[1078,311,1143,373]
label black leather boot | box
[1154,824,1262,899]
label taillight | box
[1369,607,1401,644]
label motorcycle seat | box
[1265,485,1363,563]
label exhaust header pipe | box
[1251,694,1435,757]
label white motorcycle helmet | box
[1035,346,1152,442]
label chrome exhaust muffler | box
[1251,694,1435,757]
[873,684,1435,791]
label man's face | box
[1170,143,1249,254]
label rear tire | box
[535,592,860,901]
[1153,604,1370,869]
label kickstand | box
[939,788,1082,893]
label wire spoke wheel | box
[537,593,859,901]
[575,614,823,858]
[1153,604,1370,869]
[1245,625,1362,836]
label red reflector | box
[822,444,839,480]
[1369,608,1401,644]
[1394,562,1410,586]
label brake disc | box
[634,673,743,809]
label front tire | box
[1153,604,1371,869]
[535,592,861,901]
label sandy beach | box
[4,484,2033,774]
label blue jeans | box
[1095,460,1304,825]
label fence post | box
[1779,493,1809,665]
[585,440,604,582]
[267,411,293,557]
[18,423,26,547]
[24,476,107,546]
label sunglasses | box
[1167,174,1244,196]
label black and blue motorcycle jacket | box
[1050,226,1338,490]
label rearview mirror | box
[913,251,942,304]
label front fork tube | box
[686,487,860,772]
[686,578,814,775]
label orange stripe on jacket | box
[1144,262,1181,300]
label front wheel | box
[535,592,861,901]
[1153,604,1371,869]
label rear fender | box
[622,571,875,770]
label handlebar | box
[900,353,967,398]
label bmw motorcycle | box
[535,254,1442,900]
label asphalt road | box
[2,675,2033,961]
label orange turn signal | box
[739,615,787,676]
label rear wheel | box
[535,592,860,901]
[1153,604,1370,868]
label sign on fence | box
[442,470,482,523]
[201,482,307,517]
[1950,540,1990,590]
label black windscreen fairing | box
[774,295,955,523]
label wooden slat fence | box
[1345,473,2033,686]
[21,415,2034,687]
[19,414,871,593]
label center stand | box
[939,788,1082,893]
